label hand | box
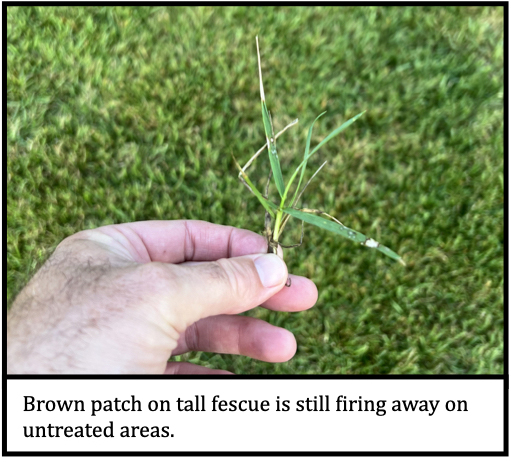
[7,220,318,374]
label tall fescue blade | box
[256,36,285,198]
[240,118,298,175]
[283,111,367,202]
[290,112,326,206]
[283,207,404,264]
[262,104,286,198]
[241,37,403,265]
[308,110,366,157]
[232,153,277,218]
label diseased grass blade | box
[262,104,286,197]
[283,207,404,264]
[261,101,273,138]
[240,118,298,176]
[232,153,277,218]
[308,110,366,157]
[256,36,285,198]
[289,112,326,206]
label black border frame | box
[3,1,508,457]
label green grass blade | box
[283,207,404,263]
[261,101,273,137]
[289,111,326,206]
[232,153,277,218]
[308,110,366,157]
[256,36,285,198]
[261,102,285,197]
[282,111,367,203]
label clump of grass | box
[233,37,405,266]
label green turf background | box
[7,6,504,374]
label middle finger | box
[171,315,298,363]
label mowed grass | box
[7,6,504,374]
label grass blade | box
[282,110,366,203]
[240,118,298,176]
[257,36,285,198]
[232,153,277,218]
[262,103,286,197]
[289,112,326,206]
[283,207,404,264]
[279,160,327,235]
[293,160,328,207]
[308,110,366,157]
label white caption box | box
[6,378,504,453]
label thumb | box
[163,253,288,329]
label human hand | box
[7,220,318,374]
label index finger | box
[122,220,268,263]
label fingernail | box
[253,254,287,288]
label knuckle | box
[211,258,254,302]
[184,322,200,352]
[135,262,176,295]
[56,230,96,250]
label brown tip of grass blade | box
[256,36,265,102]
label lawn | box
[7,6,504,374]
